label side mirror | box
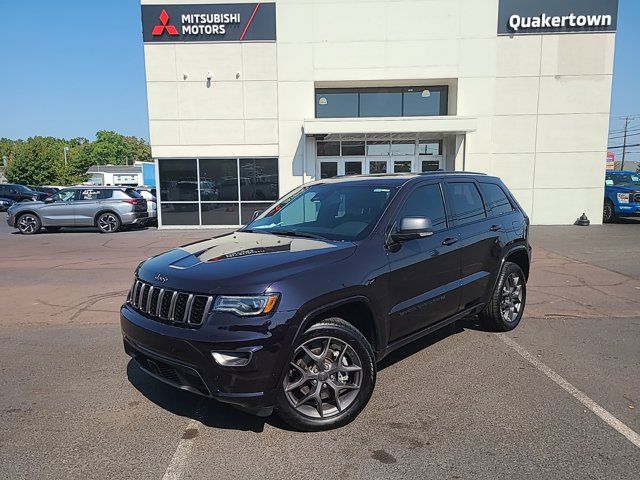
[251,209,264,220]
[391,217,434,242]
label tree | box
[3,132,151,186]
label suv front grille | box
[127,279,213,327]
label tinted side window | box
[479,183,514,217]
[448,182,486,226]
[398,184,447,232]
[52,189,77,202]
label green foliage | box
[2,132,151,186]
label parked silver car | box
[6,187,149,234]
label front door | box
[386,182,462,342]
[38,189,77,226]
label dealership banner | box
[498,0,618,36]
[141,3,276,43]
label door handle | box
[442,237,458,246]
[490,224,502,232]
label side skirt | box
[376,305,484,362]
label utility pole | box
[621,116,630,171]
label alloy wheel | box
[98,214,119,232]
[603,203,613,222]
[284,336,363,419]
[500,273,523,323]
[18,215,39,234]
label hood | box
[608,184,639,193]
[137,232,357,295]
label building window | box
[390,141,415,156]
[315,86,448,118]
[315,91,359,118]
[320,162,338,179]
[341,141,365,156]
[366,141,390,156]
[317,141,341,157]
[157,158,278,227]
[418,141,442,156]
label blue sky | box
[1,0,639,162]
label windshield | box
[243,183,398,241]
[606,173,640,187]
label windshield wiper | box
[269,229,327,240]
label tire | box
[96,212,121,233]
[44,226,62,233]
[16,213,41,235]
[275,318,376,431]
[603,199,617,223]
[479,262,526,332]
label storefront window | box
[240,158,279,201]
[157,158,279,227]
[418,141,442,156]
[390,141,415,156]
[366,141,390,156]
[403,87,447,116]
[315,91,359,118]
[341,141,365,156]
[345,162,363,175]
[320,162,338,179]
[316,86,448,118]
[359,90,402,117]
[159,159,198,201]
[317,142,341,156]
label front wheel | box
[479,262,526,332]
[603,199,617,223]
[275,318,376,431]
[96,212,121,233]
[17,213,41,235]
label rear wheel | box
[603,199,617,223]
[17,213,41,235]
[96,212,121,233]
[275,318,376,431]
[479,262,526,332]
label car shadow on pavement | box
[378,315,490,371]
[126,360,269,432]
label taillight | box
[124,199,145,205]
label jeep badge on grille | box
[154,274,169,284]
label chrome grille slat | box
[168,291,179,322]
[128,279,213,327]
[184,294,194,323]
[156,289,165,317]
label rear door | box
[444,180,501,310]
[386,182,462,341]
[38,189,78,226]
[73,188,102,226]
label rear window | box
[124,188,144,199]
[479,183,514,217]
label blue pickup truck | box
[604,170,640,222]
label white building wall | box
[142,0,616,225]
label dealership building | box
[141,0,618,228]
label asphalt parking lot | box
[0,216,639,479]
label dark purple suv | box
[121,173,531,431]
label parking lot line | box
[498,334,640,450]
[162,401,205,480]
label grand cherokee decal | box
[141,3,276,43]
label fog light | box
[212,351,252,367]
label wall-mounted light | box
[183,72,188,80]
[206,71,212,88]
[236,72,241,79]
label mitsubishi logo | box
[152,9,179,36]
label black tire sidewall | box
[495,262,526,330]
[603,200,615,223]
[275,319,376,431]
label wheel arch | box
[299,297,381,353]
[504,246,530,281]
[14,210,42,226]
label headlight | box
[213,294,279,317]
[617,193,630,204]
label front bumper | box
[121,305,296,410]
[615,203,640,216]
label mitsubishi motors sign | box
[498,0,618,36]
[141,3,276,43]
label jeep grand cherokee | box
[121,172,531,431]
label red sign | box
[152,9,179,37]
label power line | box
[609,126,640,136]
[609,131,640,141]
[608,143,640,149]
